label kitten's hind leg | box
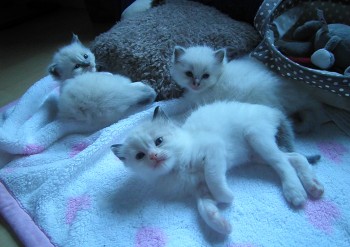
[244,127,307,207]
[286,152,324,199]
[203,142,234,203]
[196,184,232,235]
[131,82,157,104]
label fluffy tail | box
[276,115,321,165]
[276,117,295,152]
[306,154,321,165]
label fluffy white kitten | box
[58,72,157,125]
[111,101,324,234]
[48,34,96,82]
[170,46,323,133]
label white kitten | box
[170,46,323,133]
[48,34,96,82]
[58,72,157,125]
[111,101,324,234]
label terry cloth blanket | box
[1,76,350,247]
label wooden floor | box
[0,6,112,246]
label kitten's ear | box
[153,106,169,121]
[48,64,60,79]
[173,46,185,62]
[110,144,126,161]
[72,33,82,44]
[214,49,226,64]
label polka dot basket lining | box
[252,0,350,97]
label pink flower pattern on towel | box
[2,167,16,174]
[23,144,45,155]
[65,195,91,225]
[316,141,347,164]
[305,199,341,234]
[229,243,257,247]
[135,227,167,247]
[69,141,90,158]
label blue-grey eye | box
[185,71,193,77]
[202,73,209,79]
[74,64,81,69]
[83,54,88,59]
[135,152,145,160]
[155,137,163,146]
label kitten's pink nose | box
[193,78,200,86]
[149,153,158,160]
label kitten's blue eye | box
[83,54,88,59]
[155,137,163,146]
[202,73,210,79]
[74,64,81,69]
[135,152,145,160]
[185,71,193,78]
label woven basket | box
[252,0,350,97]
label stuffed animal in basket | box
[276,9,350,76]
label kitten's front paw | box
[215,191,234,204]
[283,183,307,207]
[133,82,157,104]
[206,206,232,235]
[198,198,232,235]
[306,179,324,199]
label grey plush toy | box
[276,9,350,76]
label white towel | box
[0,76,349,247]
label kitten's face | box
[111,108,179,179]
[48,35,96,81]
[170,46,225,93]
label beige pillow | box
[91,0,260,100]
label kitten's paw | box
[283,184,307,207]
[215,191,234,204]
[306,179,324,199]
[206,206,232,235]
[198,198,232,235]
[214,218,232,235]
[133,82,157,104]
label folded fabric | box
[0,76,350,247]
[0,76,154,155]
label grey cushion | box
[91,0,260,100]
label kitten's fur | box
[111,101,324,234]
[170,46,323,133]
[58,72,157,125]
[48,34,96,82]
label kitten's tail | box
[306,154,321,165]
[276,114,321,165]
[276,116,295,152]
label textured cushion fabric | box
[90,0,260,100]
[191,0,263,25]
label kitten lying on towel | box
[48,34,157,126]
[0,34,156,155]
[170,46,323,133]
[58,72,157,125]
[111,101,324,234]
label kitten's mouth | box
[190,85,201,91]
[86,66,96,72]
[152,158,166,168]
